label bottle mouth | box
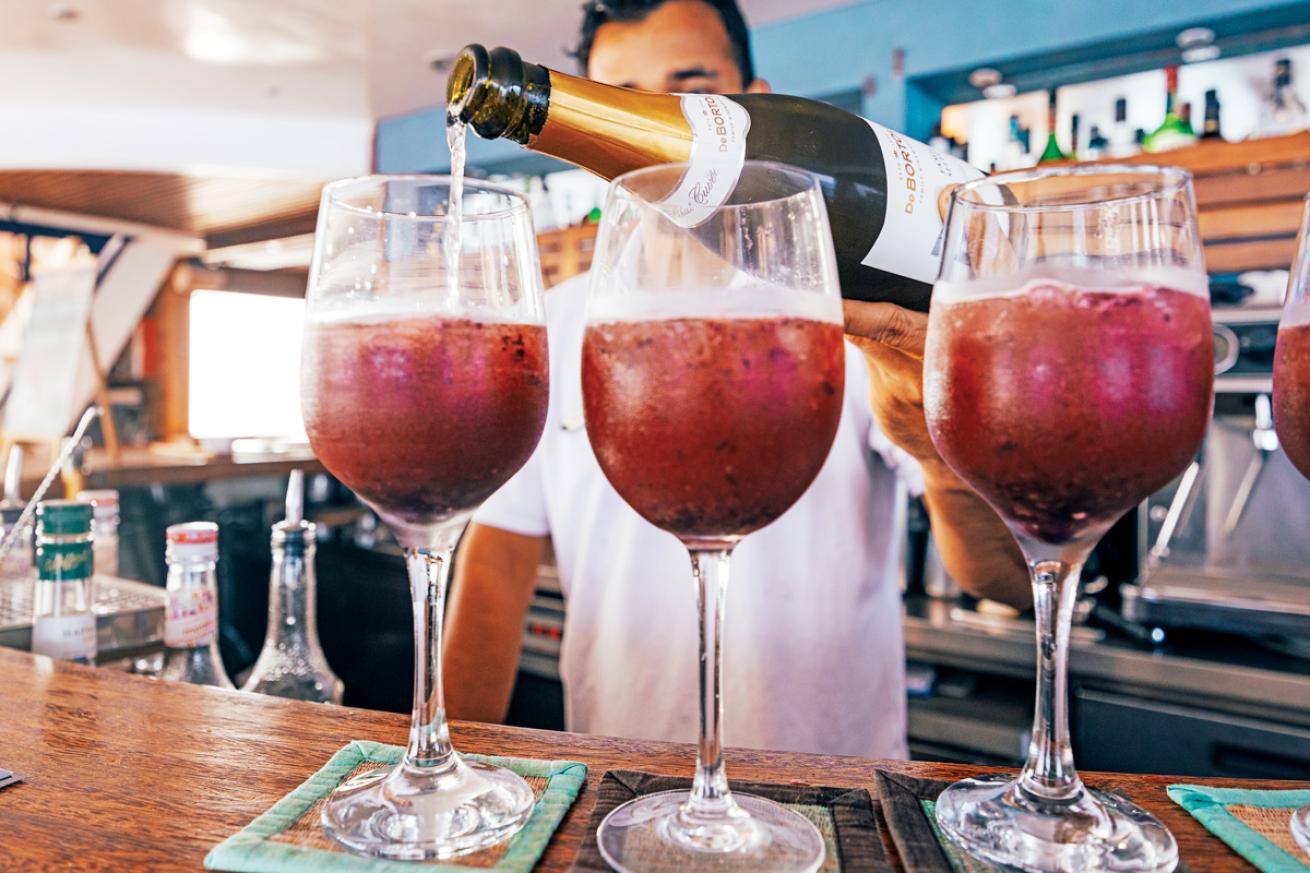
[444,44,548,144]
[446,43,488,123]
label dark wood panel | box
[1195,166,1310,207]
[204,210,321,249]
[0,170,325,241]
[1204,236,1299,273]
[0,646,1300,872]
[1199,200,1306,241]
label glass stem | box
[1018,558,1085,801]
[685,548,735,818]
[403,546,457,771]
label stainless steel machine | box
[1125,304,1310,641]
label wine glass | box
[301,175,549,859]
[1272,193,1310,858]
[584,161,843,872]
[925,165,1213,872]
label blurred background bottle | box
[1105,96,1138,157]
[1039,90,1070,163]
[1254,57,1309,138]
[1144,66,1198,152]
[1201,89,1224,140]
[77,490,120,578]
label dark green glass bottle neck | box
[447,44,551,144]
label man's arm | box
[444,523,548,723]
[920,459,1031,607]
[843,301,1031,609]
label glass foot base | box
[597,789,824,873]
[1292,804,1310,858]
[934,774,1178,873]
[321,755,535,860]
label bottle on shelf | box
[1143,66,1197,153]
[76,490,119,578]
[446,44,984,312]
[1253,58,1309,139]
[1038,90,1068,163]
[1084,125,1109,160]
[1179,102,1196,138]
[1002,114,1028,169]
[1201,89,1223,141]
[1069,113,1082,159]
[32,501,96,665]
[160,522,233,688]
[1105,96,1137,158]
[242,471,343,704]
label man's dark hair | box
[573,0,756,86]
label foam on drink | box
[585,282,842,326]
[934,264,1209,306]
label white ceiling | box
[4,0,854,119]
[0,0,853,189]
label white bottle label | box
[659,94,752,228]
[862,120,984,283]
[166,588,217,648]
[33,613,96,662]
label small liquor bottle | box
[160,522,234,688]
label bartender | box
[443,0,1028,759]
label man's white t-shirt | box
[475,273,920,759]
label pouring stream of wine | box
[446,121,467,304]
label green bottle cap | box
[37,500,93,535]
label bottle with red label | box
[160,522,233,688]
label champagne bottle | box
[447,44,984,312]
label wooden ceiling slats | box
[0,170,323,243]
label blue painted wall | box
[755,0,1310,127]
[377,0,1310,173]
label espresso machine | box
[1124,304,1310,643]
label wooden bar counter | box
[0,646,1300,871]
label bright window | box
[188,290,307,442]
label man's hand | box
[841,301,937,464]
[842,299,1032,609]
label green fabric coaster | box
[205,740,587,873]
[1169,784,1310,873]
